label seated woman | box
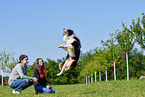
[34,58,55,94]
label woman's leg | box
[50,87,55,93]
[35,85,44,92]
[35,85,55,94]
[42,87,52,94]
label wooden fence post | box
[126,52,129,81]
[95,72,97,83]
[91,74,93,83]
[99,71,101,82]
[105,66,107,82]
[114,61,116,81]
[88,76,90,83]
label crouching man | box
[8,55,37,94]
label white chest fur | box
[66,38,76,57]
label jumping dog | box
[57,29,81,76]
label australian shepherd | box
[57,29,81,76]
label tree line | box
[0,13,145,85]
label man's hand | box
[46,85,50,89]
[33,77,37,84]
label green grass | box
[0,79,145,97]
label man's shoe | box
[12,90,20,94]
[35,91,38,95]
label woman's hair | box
[35,58,44,68]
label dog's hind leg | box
[57,60,69,76]
[59,63,62,70]
[57,65,65,76]
[69,60,77,70]
[65,60,76,71]
[57,64,65,76]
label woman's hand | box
[33,77,37,84]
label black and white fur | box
[57,29,81,76]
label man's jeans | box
[10,79,33,92]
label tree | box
[129,48,145,78]
[101,32,120,81]
[78,47,115,82]
[0,48,16,86]
[131,13,145,49]
[115,23,135,81]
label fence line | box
[86,66,109,84]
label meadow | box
[0,79,145,97]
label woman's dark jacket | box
[34,68,49,88]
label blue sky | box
[0,0,145,76]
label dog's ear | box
[66,32,68,36]
[67,29,74,36]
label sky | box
[0,0,145,76]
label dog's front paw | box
[58,44,65,48]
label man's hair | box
[18,55,28,63]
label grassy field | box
[0,79,145,97]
